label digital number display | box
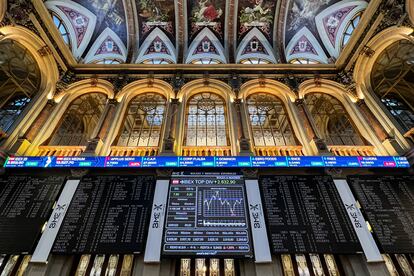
[162,175,252,256]
[4,156,410,168]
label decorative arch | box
[185,28,226,64]
[239,79,296,103]
[83,27,127,64]
[0,25,59,149]
[353,26,413,150]
[116,79,174,103]
[236,28,277,64]
[315,0,367,58]
[45,0,97,60]
[178,79,235,102]
[136,28,177,64]
[299,79,385,152]
[28,79,113,148]
[47,92,108,146]
[285,27,328,64]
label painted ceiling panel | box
[136,0,176,45]
[42,0,370,64]
[187,0,226,42]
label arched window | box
[371,40,414,132]
[185,92,228,146]
[240,58,271,64]
[94,58,122,65]
[191,58,221,64]
[116,93,167,147]
[51,13,71,48]
[305,93,365,146]
[48,93,107,146]
[247,93,297,146]
[290,58,319,64]
[341,12,362,48]
[142,59,173,65]
[0,40,40,135]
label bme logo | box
[250,204,261,228]
[152,204,163,228]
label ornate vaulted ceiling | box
[41,0,369,64]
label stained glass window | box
[247,93,297,146]
[117,93,167,147]
[305,93,365,146]
[48,93,107,146]
[185,92,228,146]
[0,40,40,134]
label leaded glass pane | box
[0,40,40,134]
[247,93,297,146]
[117,93,166,147]
[48,93,107,146]
[305,93,365,146]
[185,92,228,146]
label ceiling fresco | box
[136,0,176,44]
[42,0,369,64]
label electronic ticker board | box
[348,175,414,253]
[52,175,155,254]
[0,175,65,254]
[260,175,362,254]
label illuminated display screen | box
[260,175,362,254]
[348,175,414,253]
[162,174,252,257]
[3,156,410,168]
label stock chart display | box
[163,174,251,256]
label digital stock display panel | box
[52,175,155,254]
[348,175,414,253]
[260,175,361,254]
[4,156,410,168]
[0,175,65,254]
[163,174,251,257]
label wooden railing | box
[328,145,376,156]
[404,128,414,144]
[110,146,159,156]
[181,146,232,156]
[37,146,86,156]
[253,146,304,156]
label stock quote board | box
[0,175,65,254]
[260,175,361,254]
[162,174,252,257]
[348,175,414,253]
[52,175,155,254]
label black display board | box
[260,175,361,254]
[0,175,65,254]
[163,175,252,257]
[348,175,414,253]
[52,175,155,254]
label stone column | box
[233,99,252,155]
[357,99,405,155]
[294,99,331,155]
[25,99,57,142]
[161,98,180,155]
[82,99,117,156]
[7,99,57,156]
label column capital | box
[107,99,118,105]
[294,99,305,106]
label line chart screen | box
[162,174,252,257]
